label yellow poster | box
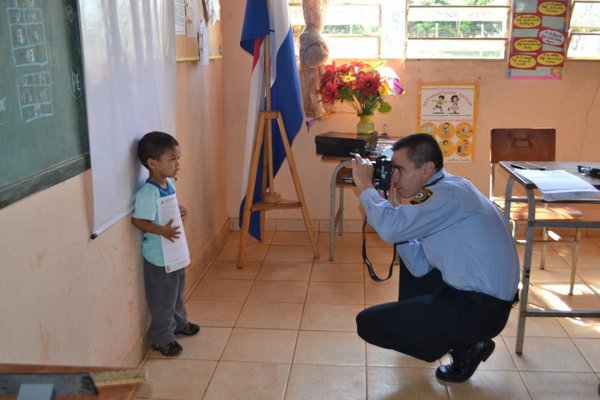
[417,82,479,162]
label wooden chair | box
[490,128,582,295]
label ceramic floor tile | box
[285,364,366,400]
[445,370,532,400]
[558,317,600,338]
[319,243,363,264]
[502,308,569,338]
[221,327,298,363]
[183,299,244,327]
[520,371,600,400]
[271,231,318,246]
[189,278,253,301]
[236,301,304,329]
[366,344,438,368]
[573,338,600,371]
[310,262,364,283]
[365,280,398,305]
[293,330,365,366]
[135,358,217,399]
[300,303,364,331]
[577,268,600,295]
[216,243,269,262]
[562,251,600,269]
[306,281,365,305]
[256,261,312,281]
[504,336,592,372]
[265,245,316,263]
[367,366,449,400]
[203,361,290,400]
[204,259,262,280]
[246,280,309,303]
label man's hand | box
[351,154,375,193]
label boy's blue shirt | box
[132,177,176,266]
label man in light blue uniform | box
[352,133,519,383]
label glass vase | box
[356,114,375,136]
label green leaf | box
[378,101,392,113]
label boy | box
[132,131,199,357]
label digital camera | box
[372,156,392,191]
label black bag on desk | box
[315,131,378,157]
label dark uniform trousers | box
[356,262,517,362]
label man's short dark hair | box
[392,133,444,170]
[137,131,179,169]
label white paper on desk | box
[515,169,600,201]
[158,194,191,273]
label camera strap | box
[361,217,396,282]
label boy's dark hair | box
[392,133,444,171]
[137,131,179,169]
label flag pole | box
[262,27,281,203]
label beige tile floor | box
[135,231,600,400]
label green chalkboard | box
[0,0,89,208]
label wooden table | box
[0,364,142,400]
[499,161,600,354]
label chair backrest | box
[490,128,556,196]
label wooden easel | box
[237,33,319,268]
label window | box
[288,0,404,59]
[289,0,600,60]
[568,0,600,59]
[406,0,510,59]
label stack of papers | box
[515,169,600,201]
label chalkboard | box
[0,0,89,208]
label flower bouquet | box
[318,61,404,134]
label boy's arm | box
[131,217,181,242]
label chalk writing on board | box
[8,0,54,123]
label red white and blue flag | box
[239,0,303,240]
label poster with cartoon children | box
[418,83,479,162]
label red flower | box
[320,81,339,104]
[356,71,381,97]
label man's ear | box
[422,160,436,175]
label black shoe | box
[175,322,200,336]
[435,340,495,383]
[151,341,183,357]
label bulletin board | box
[507,0,568,79]
[175,0,222,62]
[417,82,479,163]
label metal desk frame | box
[329,159,353,261]
[499,161,600,354]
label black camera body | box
[372,156,392,191]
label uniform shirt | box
[132,178,176,267]
[359,168,519,301]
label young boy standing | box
[132,131,199,357]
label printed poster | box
[418,83,479,163]
[507,0,568,79]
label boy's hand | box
[179,204,188,221]
[161,219,181,242]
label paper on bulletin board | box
[175,0,222,62]
[417,83,479,163]
[507,0,568,80]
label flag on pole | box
[239,0,304,240]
